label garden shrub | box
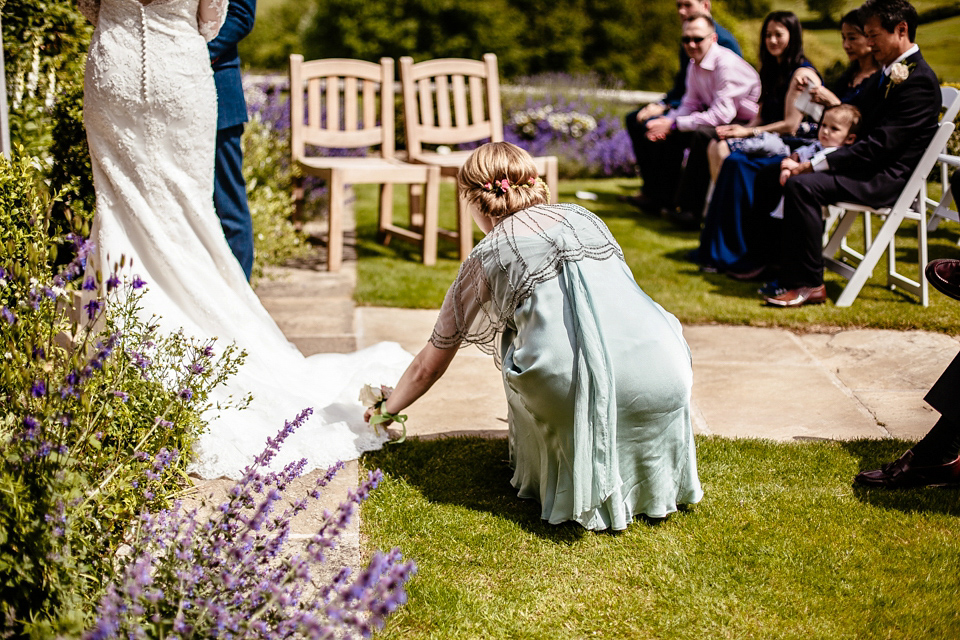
[86,410,416,639]
[301,0,679,90]
[1,0,92,163]
[0,151,245,636]
[241,112,311,281]
[0,150,416,637]
[502,75,635,179]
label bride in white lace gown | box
[77,0,410,479]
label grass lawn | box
[362,436,960,638]
[352,179,960,335]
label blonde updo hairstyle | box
[457,142,549,223]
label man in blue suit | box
[209,0,257,281]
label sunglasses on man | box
[681,35,708,44]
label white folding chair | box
[821,87,960,307]
[926,153,959,233]
[822,121,955,307]
[926,86,960,234]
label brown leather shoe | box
[854,450,960,489]
[763,284,827,307]
[925,259,960,301]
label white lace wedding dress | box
[78,0,411,479]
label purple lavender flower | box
[178,388,193,401]
[131,275,146,289]
[84,299,101,320]
[2,306,15,325]
[31,380,46,397]
[82,276,97,291]
[189,362,204,374]
[106,273,121,291]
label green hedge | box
[243,0,751,91]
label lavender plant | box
[492,73,634,179]
[0,152,245,636]
[85,408,416,639]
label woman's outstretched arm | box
[364,342,460,423]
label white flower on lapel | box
[889,62,910,84]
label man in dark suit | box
[855,254,960,488]
[209,0,257,281]
[622,0,742,214]
[763,0,940,307]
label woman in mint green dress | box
[367,142,702,530]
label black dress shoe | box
[726,264,767,281]
[854,450,960,489]
[925,259,960,301]
[619,193,663,214]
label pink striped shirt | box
[671,43,761,131]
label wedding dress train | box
[78,0,410,479]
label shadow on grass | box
[363,437,604,544]
[841,438,960,516]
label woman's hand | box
[364,406,394,427]
[716,124,752,140]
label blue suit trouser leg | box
[214,123,254,281]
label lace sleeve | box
[197,0,230,42]
[76,0,100,26]
[429,203,625,365]
[430,253,495,353]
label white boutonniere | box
[359,383,408,443]
[885,62,913,97]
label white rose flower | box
[889,62,910,84]
[358,383,384,407]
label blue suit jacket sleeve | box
[208,0,256,64]
[208,0,256,130]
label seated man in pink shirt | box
[639,13,761,229]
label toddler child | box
[772,103,861,218]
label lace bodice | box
[430,204,625,361]
[77,0,228,42]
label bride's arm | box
[365,343,460,423]
[76,0,100,26]
[197,0,230,42]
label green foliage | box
[1,0,92,161]
[805,0,845,22]
[0,151,246,636]
[242,116,310,281]
[237,0,309,70]
[722,0,772,19]
[300,0,679,90]
[47,80,96,243]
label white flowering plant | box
[359,384,408,443]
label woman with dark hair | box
[799,9,881,108]
[708,11,820,173]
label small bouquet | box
[359,383,408,443]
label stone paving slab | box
[357,308,508,438]
[358,312,955,443]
